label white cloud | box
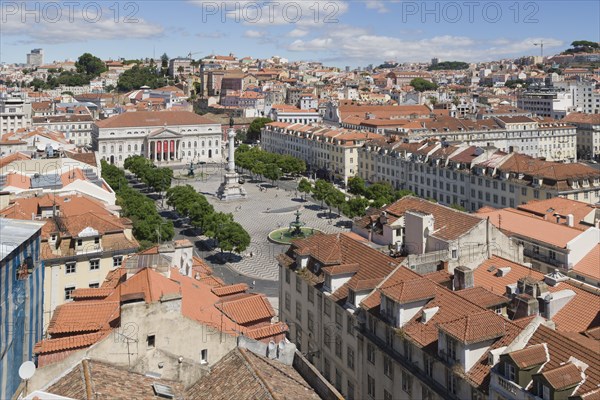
[188,0,349,26]
[286,26,564,63]
[0,5,163,44]
[288,28,308,38]
[364,0,401,13]
[244,29,266,38]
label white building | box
[26,48,44,67]
[93,111,222,166]
[0,92,32,135]
[517,89,573,119]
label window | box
[404,339,412,362]
[347,289,355,306]
[335,335,342,358]
[113,256,123,268]
[324,327,331,348]
[295,302,302,322]
[446,370,458,395]
[66,262,76,274]
[385,325,394,347]
[147,334,155,348]
[505,363,516,382]
[422,386,434,400]
[296,275,302,293]
[384,390,392,400]
[424,355,434,377]
[77,238,83,247]
[549,250,556,260]
[335,307,342,327]
[308,285,314,303]
[64,286,75,300]
[347,381,355,400]
[522,188,527,196]
[367,343,375,364]
[324,299,331,316]
[323,358,331,381]
[308,311,314,333]
[367,375,375,398]
[347,315,353,335]
[296,329,303,352]
[402,370,412,395]
[347,346,355,370]
[285,268,290,284]
[335,369,342,391]
[90,259,100,270]
[89,283,99,288]
[285,292,291,311]
[384,356,394,378]
[446,335,457,361]
[533,245,540,254]
[451,249,458,259]
[368,315,377,334]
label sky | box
[1,0,599,67]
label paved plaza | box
[175,166,352,281]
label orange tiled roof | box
[508,343,549,369]
[34,331,109,354]
[541,362,584,390]
[438,311,506,344]
[457,287,509,309]
[573,244,600,281]
[216,294,275,325]
[71,287,114,300]
[95,111,218,129]
[380,278,436,304]
[211,283,249,297]
[47,301,120,335]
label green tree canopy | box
[75,53,107,76]
[247,117,273,142]
[215,222,251,254]
[410,78,438,92]
[297,178,312,200]
[347,176,366,196]
[117,65,167,91]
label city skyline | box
[1,0,599,66]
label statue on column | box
[217,113,247,201]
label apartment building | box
[262,122,381,185]
[351,196,518,267]
[0,91,32,135]
[277,233,548,400]
[32,114,94,147]
[269,105,322,125]
[477,207,600,278]
[517,89,573,119]
[0,218,45,400]
[359,139,600,209]
[0,194,139,328]
[92,111,222,166]
[564,112,600,160]
[556,79,600,114]
[168,57,193,77]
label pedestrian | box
[250,252,254,258]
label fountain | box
[268,208,321,244]
[289,209,307,238]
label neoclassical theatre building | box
[92,111,222,166]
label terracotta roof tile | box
[245,322,288,340]
[573,244,600,281]
[95,111,218,128]
[34,331,109,354]
[381,278,436,304]
[47,301,120,335]
[507,343,549,369]
[541,362,584,390]
[216,294,275,325]
[71,288,113,300]
[438,311,506,344]
[211,283,248,297]
[457,287,509,309]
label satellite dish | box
[19,361,36,380]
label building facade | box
[0,218,45,400]
[92,111,222,166]
[0,92,32,136]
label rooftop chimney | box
[453,265,474,290]
[566,214,574,227]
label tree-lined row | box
[101,160,174,248]
[166,185,251,255]
[124,156,173,195]
[297,177,415,218]
[235,145,306,184]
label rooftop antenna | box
[18,361,36,397]
[533,41,544,58]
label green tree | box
[75,53,107,77]
[325,189,346,218]
[215,222,251,255]
[450,203,466,212]
[344,197,370,218]
[312,179,333,209]
[410,78,438,92]
[117,66,166,91]
[263,163,282,185]
[297,178,312,201]
[204,212,234,242]
[347,176,366,196]
[247,117,273,142]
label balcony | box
[523,249,568,270]
[76,243,103,255]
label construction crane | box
[188,51,202,60]
[533,41,544,58]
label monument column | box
[217,117,247,201]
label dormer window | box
[77,239,83,247]
[94,237,100,244]
[505,363,516,382]
[347,290,356,307]
[50,234,57,241]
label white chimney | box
[422,307,439,323]
[566,214,574,227]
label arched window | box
[209,140,212,147]
[182,142,185,148]
[119,155,122,161]
[202,141,205,147]
[188,141,191,148]
[202,150,205,155]
[119,145,123,152]
[134,144,138,151]
[194,141,198,148]
[215,149,219,155]
[127,145,131,152]
[188,151,191,156]
[102,146,106,153]
[215,140,219,146]
[141,143,145,152]
[110,145,114,153]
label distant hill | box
[561,40,600,55]
[428,61,469,71]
